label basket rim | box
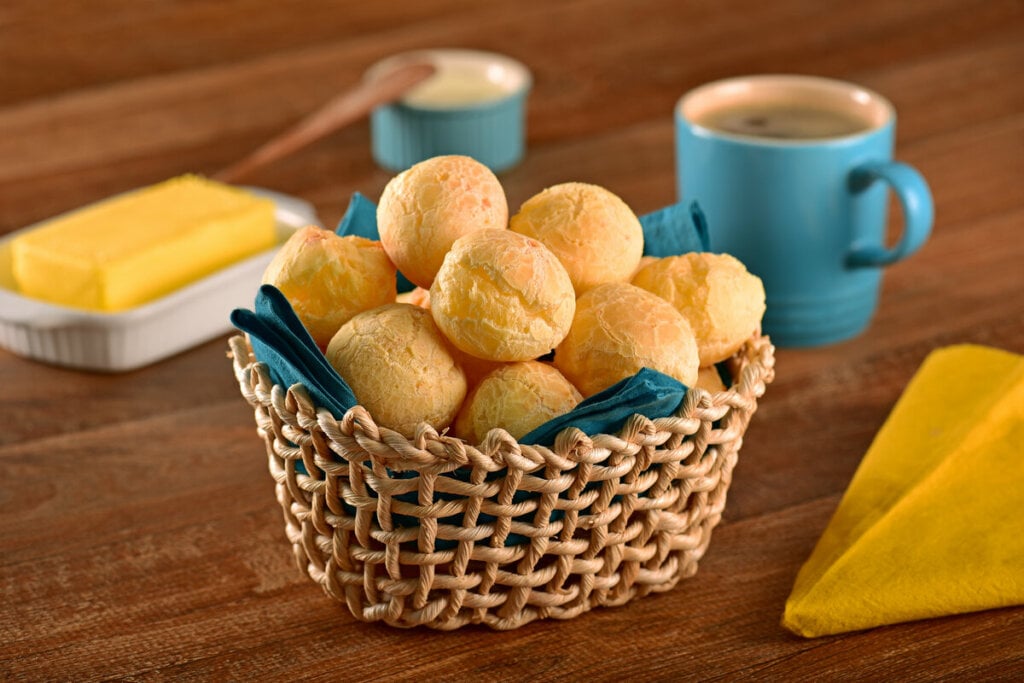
[228,332,774,472]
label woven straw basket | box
[229,332,774,630]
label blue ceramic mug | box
[676,75,933,347]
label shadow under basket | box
[229,333,775,630]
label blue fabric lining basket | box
[229,330,774,630]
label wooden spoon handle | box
[215,61,435,184]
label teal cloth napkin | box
[335,190,379,241]
[233,194,707,439]
[230,284,357,415]
[522,368,688,446]
[640,200,710,256]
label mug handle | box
[846,160,934,268]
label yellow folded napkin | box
[783,344,1024,637]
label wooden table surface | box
[2,1,1023,679]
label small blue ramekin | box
[367,49,532,173]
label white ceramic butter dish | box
[0,187,317,372]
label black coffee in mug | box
[695,102,874,140]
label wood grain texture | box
[1,0,1023,679]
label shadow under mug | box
[675,75,933,348]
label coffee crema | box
[694,103,874,140]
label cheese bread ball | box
[696,366,728,394]
[554,282,699,397]
[509,182,643,294]
[262,226,396,348]
[397,282,502,387]
[430,230,576,362]
[325,304,467,437]
[455,361,582,443]
[377,155,508,289]
[631,252,765,365]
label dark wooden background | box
[2,1,1023,679]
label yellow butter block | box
[11,175,276,311]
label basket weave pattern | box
[230,334,774,630]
